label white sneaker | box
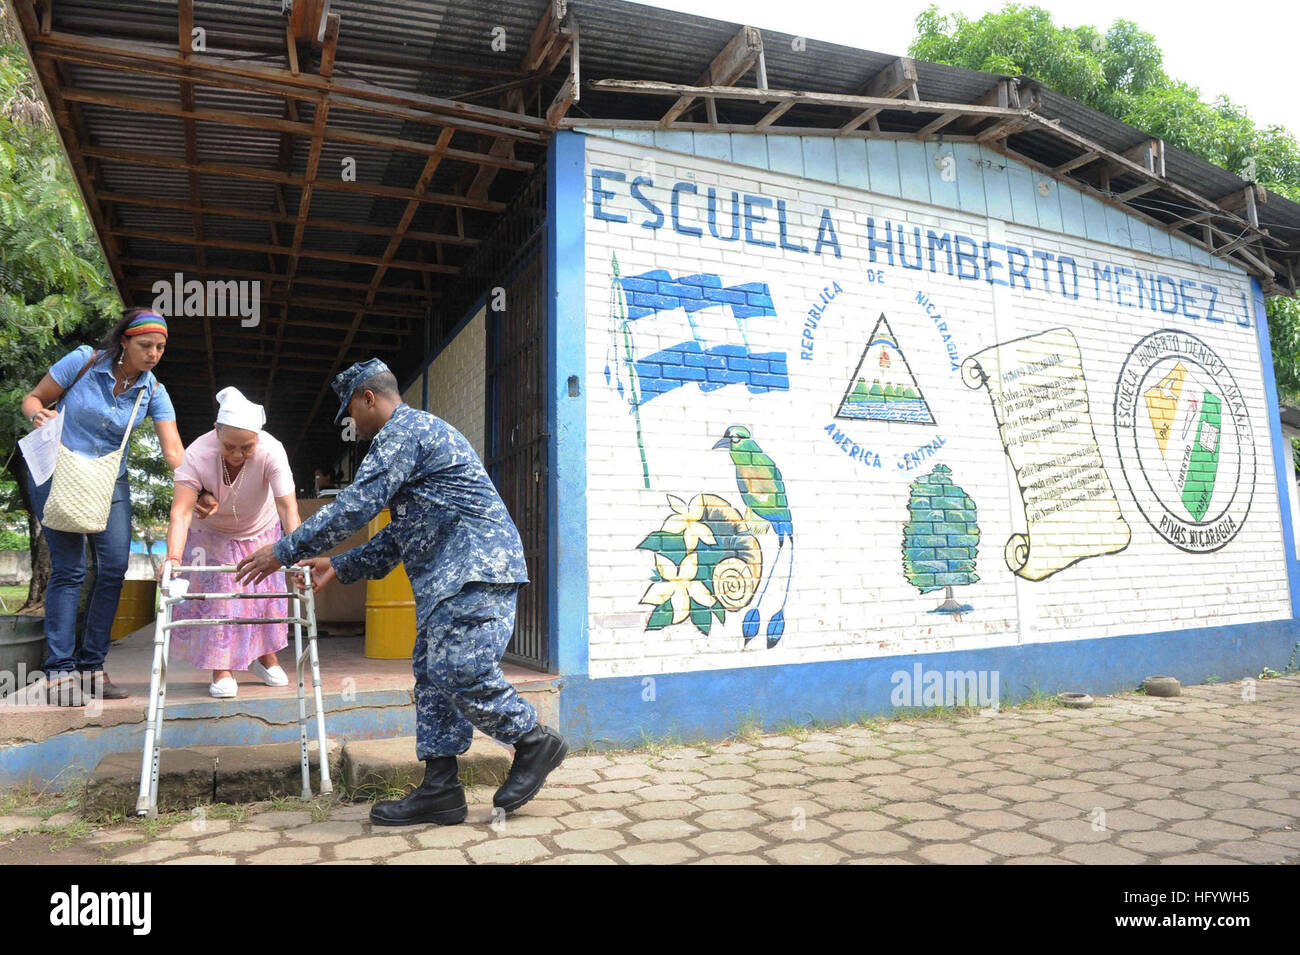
[250,660,289,687]
[209,676,238,698]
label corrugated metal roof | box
[19,0,1297,466]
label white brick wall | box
[583,136,1289,679]
[420,307,487,459]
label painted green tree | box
[912,4,1300,403]
[902,464,979,614]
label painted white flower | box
[661,494,716,552]
[640,552,715,624]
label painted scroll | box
[962,327,1130,580]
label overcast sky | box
[631,0,1296,134]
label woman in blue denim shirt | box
[21,308,212,705]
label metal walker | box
[137,562,333,817]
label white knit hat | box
[215,386,266,432]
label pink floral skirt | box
[169,520,290,671]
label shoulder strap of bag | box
[118,385,149,455]
[53,349,100,411]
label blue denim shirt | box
[47,345,176,481]
[273,404,529,625]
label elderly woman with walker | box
[162,387,302,698]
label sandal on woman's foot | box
[209,676,238,698]
[250,660,288,687]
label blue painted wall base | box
[557,619,1300,748]
[0,689,415,789]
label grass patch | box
[731,710,766,742]
[0,584,30,615]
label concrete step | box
[0,629,559,791]
[84,739,342,817]
[82,734,512,816]
[342,735,512,796]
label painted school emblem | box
[1114,330,1255,553]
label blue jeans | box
[28,472,133,673]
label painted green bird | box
[712,425,794,647]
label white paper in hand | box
[165,577,191,599]
[18,413,64,486]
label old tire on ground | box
[1142,675,1181,697]
[1057,692,1094,709]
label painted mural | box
[713,425,794,647]
[837,314,936,424]
[1114,329,1256,552]
[584,135,1287,679]
[638,493,762,636]
[604,252,790,488]
[635,425,795,648]
[962,328,1130,580]
[902,465,979,617]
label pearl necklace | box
[221,458,247,522]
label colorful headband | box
[123,312,168,338]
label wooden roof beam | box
[990,140,1273,280]
[1116,181,1160,201]
[288,0,332,43]
[598,79,1021,122]
[1218,184,1266,229]
[122,258,434,300]
[294,128,456,450]
[57,86,537,172]
[661,25,763,128]
[29,32,549,140]
[973,115,1032,143]
[914,111,962,140]
[109,227,458,274]
[1053,149,1101,175]
[949,78,1020,132]
[842,57,919,132]
[77,145,506,212]
[546,16,580,129]
[1024,117,1271,262]
[125,283,424,319]
[1099,138,1165,183]
[175,0,217,399]
[467,1,572,202]
[269,12,340,405]
[98,191,479,244]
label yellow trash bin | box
[111,579,157,641]
[365,509,417,659]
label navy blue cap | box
[332,358,392,425]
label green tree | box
[127,423,172,574]
[2,6,120,610]
[911,4,1300,401]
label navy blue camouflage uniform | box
[273,403,536,759]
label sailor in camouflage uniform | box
[237,359,568,825]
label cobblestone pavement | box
[2,676,1298,864]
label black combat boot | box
[369,756,467,826]
[493,723,569,814]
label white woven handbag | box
[41,373,147,535]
